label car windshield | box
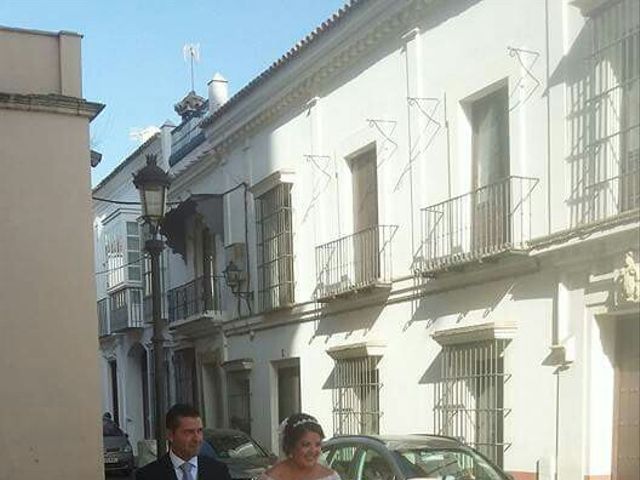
[206,432,266,460]
[392,448,504,480]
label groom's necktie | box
[180,461,195,480]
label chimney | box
[208,73,229,114]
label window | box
[351,148,379,232]
[350,148,380,285]
[472,86,510,191]
[255,183,294,311]
[359,449,395,480]
[174,348,197,406]
[471,86,510,252]
[582,0,640,221]
[105,233,124,288]
[277,361,301,424]
[227,370,251,434]
[327,445,359,480]
[434,340,510,467]
[126,222,141,281]
[333,356,381,435]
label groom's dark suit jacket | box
[135,454,231,480]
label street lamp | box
[133,153,171,459]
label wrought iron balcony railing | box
[167,275,222,323]
[109,288,143,332]
[315,225,398,301]
[418,176,539,274]
[97,298,109,337]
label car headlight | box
[122,444,133,453]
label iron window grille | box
[255,183,294,312]
[332,356,382,435]
[572,0,639,225]
[434,339,511,467]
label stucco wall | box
[0,28,102,480]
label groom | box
[136,403,231,480]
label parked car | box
[201,428,277,479]
[322,435,510,480]
[102,420,134,476]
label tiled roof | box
[92,132,160,193]
[200,0,368,128]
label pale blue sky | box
[1,0,346,185]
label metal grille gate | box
[434,339,510,467]
[332,356,381,435]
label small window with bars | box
[255,183,294,312]
[434,339,510,467]
[332,356,381,435]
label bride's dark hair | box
[281,413,324,455]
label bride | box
[258,413,341,480]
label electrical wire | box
[94,254,148,276]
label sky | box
[1,0,347,185]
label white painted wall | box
[94,1,638,478]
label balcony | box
[417,176,539,275]
[315,225,398,301]
[109,288,143,332]
[97,298,109,337]
[167,275,224,336]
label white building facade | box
[94,0,639,478]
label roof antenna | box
[182,43,200,92]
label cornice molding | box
[432,321,517,346]
[0,92,104,120]
[250,169,296,198]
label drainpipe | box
[544,0,552,235]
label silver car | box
[201,428,277,480]
[102,420,134,476]
[322,435,509,480]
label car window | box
[328,445,360,480]
[205,432,267,459]
[358,448,395,480]
[319,447,332,467]
[392,449,503,480]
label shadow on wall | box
[550,7,639,227]
[414,271,555,381]
[311,300,386,338]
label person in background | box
[136,403,231,480]
[258,413,340,480]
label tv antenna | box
[182,43,200,92]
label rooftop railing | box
[315,225,398,301]
[167,275,223,323]
[418,176,539,274]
